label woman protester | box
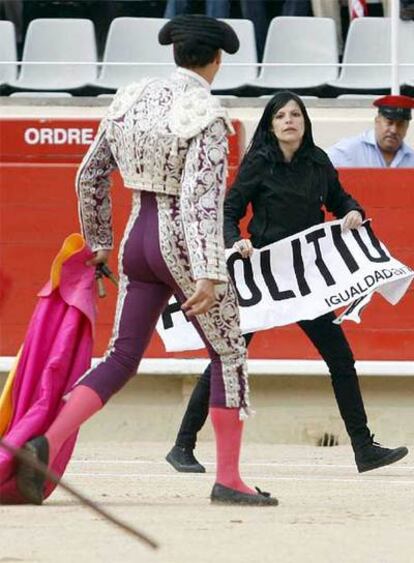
[166,91,408,475]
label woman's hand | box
[342,211,363,232]
[233,238,254,258]
[182,279,216,317]
[87,249,111,267]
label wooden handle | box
[96,276,106,298]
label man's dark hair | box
[173,40,219,68]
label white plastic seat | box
[10,92,73,97]
[248,17,339,90]
[7,19,97,91]
[402,21,414,88]
[260,95,319,99]
[328,18,414,90]
[0,21,18,85]
[91,18,175,90]
[213,19,258,90]
[337,94,378,101]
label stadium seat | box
[260,95,319,99]
[401,21,414,91]
[4,19,97,93]
[212,19,258,91]
[337,94,379,102]
[327,18,414,92]
[9,92,73,97]
[246,17,339,91]
[90,18,175,91]
[0,21,18,86]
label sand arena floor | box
[1,441,414,563]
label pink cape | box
[0,234,96,503]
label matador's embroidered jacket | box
[76,67,234,284]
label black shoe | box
[211,483,279,506]
[165,445,206,473]
[16,436,49,505]
[355,436,408,473]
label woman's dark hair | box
[244,91,315,164]
[173,40,218,68]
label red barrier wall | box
[0,118,413,360]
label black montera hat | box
[159,14,239,54]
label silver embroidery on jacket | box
[76,123,117,251]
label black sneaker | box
[355,436,408,473]
[16,436,49,505]
[211,483,279,506]
[165,445,206,473]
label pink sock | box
[210,407,256,495]
[45,385,103,464]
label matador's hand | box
[233,238,253,258]
[342,211,363,232]
[182,279,216,317]
[87,249,111,267]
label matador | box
[15,15,278,507]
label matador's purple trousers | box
[76,191,248,410]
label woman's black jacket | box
[223,145,365,249]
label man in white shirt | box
[327,95,414,168]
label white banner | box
[156,220,413,352]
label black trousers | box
[175,312,370,450]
